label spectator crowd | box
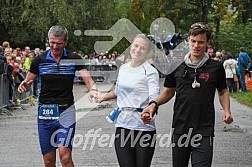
[207,46,251,93]
[0,39,251,112]
[0,40,126,110]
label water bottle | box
[106,107,121,123]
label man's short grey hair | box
[48,25,68,41]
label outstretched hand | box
[18,80,33,93]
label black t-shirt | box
[164,59,226,136]
[30,50,86,105]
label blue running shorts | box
[38,109,76,155]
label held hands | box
[141,103,156,124]
[88,89,106,103]
[88,89,100,102]
[94,92,106,103]
[18,80,33,93]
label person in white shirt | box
[223,53,238,93]
[95,34,160,167]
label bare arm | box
[218,89,233,124]
[156,87,176,106]
[95,89,117,103]
[18,72,37,93]
[79,69,99,101]
[141,87,175,123]
[79,69,96,90]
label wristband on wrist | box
[149,100,159,115]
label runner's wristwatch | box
[148,100,159,115]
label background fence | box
[0,72,35,116]
[0,64,119,116]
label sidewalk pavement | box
[1,80,252,167]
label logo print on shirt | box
[199,73,209,81]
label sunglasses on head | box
[190,23,208,30]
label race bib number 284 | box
[38,104,59,120]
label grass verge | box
[230,91,252,108]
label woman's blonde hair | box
[132,34,152,53]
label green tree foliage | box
[0,0,25,46]
[0,0,251,56]
[218,19,252,57]
[76,0,119,53]
[20,0,88,50]
[211,0,252,56]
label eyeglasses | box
[190,23,208,30]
